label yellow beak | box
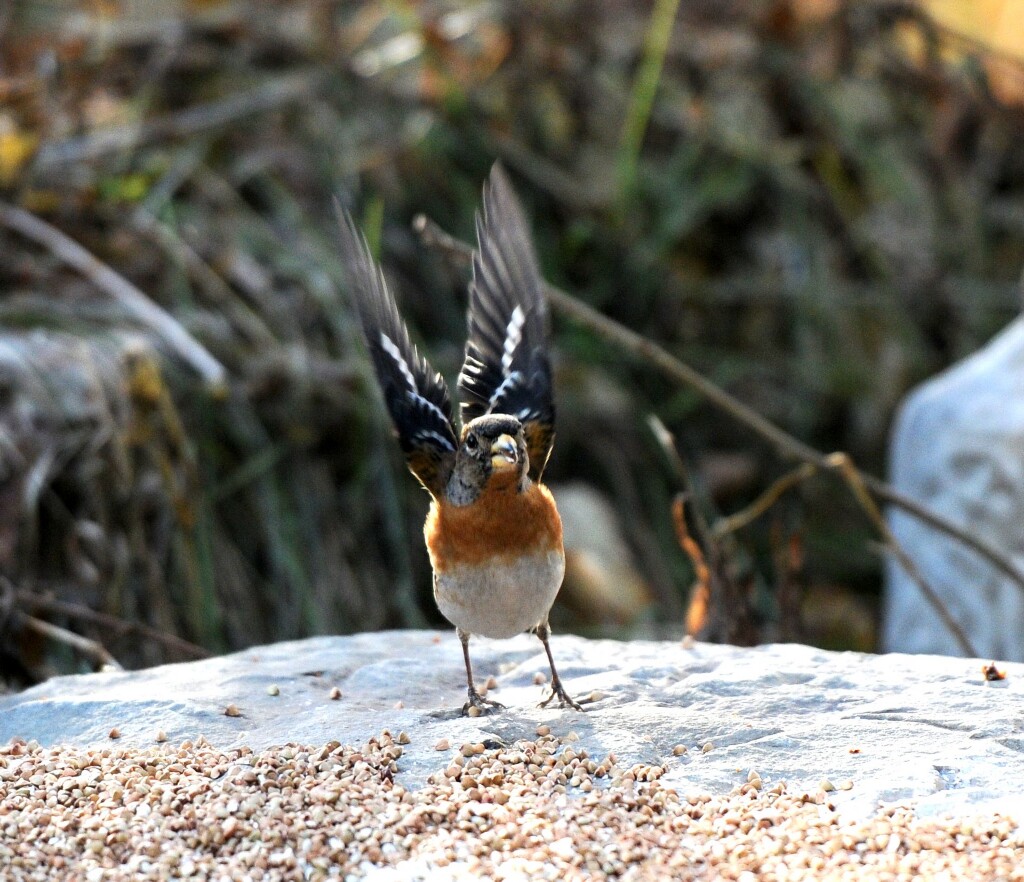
[490,434,518,468]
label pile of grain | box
[1,732,1020,880]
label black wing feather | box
[337,207,458,496]
[458,164,556,481]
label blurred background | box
[2,0,1023,686]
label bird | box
[337,164,581,715]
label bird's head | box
[447,414,530,503]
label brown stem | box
[21,615,123,671]
[16,591,210,661]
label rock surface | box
[2,632,1022,822]
[883,315,1024,660]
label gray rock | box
[2,632,1022,821]
[883,315,1024,660]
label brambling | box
[338,164,581,714]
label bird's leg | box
[535,622,583,711]
[458,628,505,715]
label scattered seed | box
[434,738,450,751]
[0,732,1016,879]
[267,684,280,696]
[397,732,411,745]
[837,779,854,791]
[536,724,551,737]
[466,705,481,718]
[329,687,341,700]
[701,742,714,754]
[393,700,404,709]
[681,635,696,649]
[485,676,498,690]
[155,730,167,743]
[588,690,604,703]
[819,779,835,792]
[672,744,688,756]
[108,728,120,740]
[224,704,241,717]
[533,671,548,685]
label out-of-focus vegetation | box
[2,0,1023,684]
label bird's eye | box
[465,434,478,450]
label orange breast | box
[424,482,563,573]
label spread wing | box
[337,208,458,497]
[458,164,556,481]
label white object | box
[883,315,1024,660]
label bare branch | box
[21,615,123,671]
[823,453,977,657]
[672,495,712,638]
[646,415,716,553]
[648,414,756,644]
[16,591,210,661]
[0,200,227,391]
[713,463,816,539]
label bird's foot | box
[463,687,505,716]
[538,676,583,711]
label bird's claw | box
[538,678,583,711]
[463,688,505,716]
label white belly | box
[433,550,565,639]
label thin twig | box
[647,415,716,550]
[0,200,227,391]
[671,496,711,637]
[823,452,977,657]
[32,69,330,170]
[713,463,817,539]
[412,212,1024,598]
[771,523,805,643]
[710,450,975,655]
[649,412,720,625]
[20,614,123,671]
[648,414,754,644]
[16,591,210,661]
